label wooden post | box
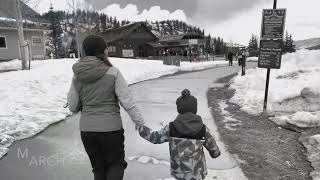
[263,0,277,114]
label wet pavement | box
[0,63,256,180]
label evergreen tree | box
[248,34,259,50]
[283,31,296,53]
[167,21,173,35]
[43,10,64,58]
[212,36,227,55]
[113,17,119,28]
[205,34,213,54]
[100,14,107,31]
[155,21,160,31]
[109,16,113,27]
[288,34,296,52]
[248,34,259,56]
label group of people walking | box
[67,35,221,180]
[227,49,249,76]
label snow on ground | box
[247,57,258,62]
[300,134,320,180]
[0,58,227,158]
[128,155,170,166]
[218,100,242,131]
[230,50,320,179]
[0,60,22,71]
[230,50,320,128]
[0,17,16,22]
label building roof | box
[100,22,158,43]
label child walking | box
[138,89,221,180]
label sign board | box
[258,39,283,69]
[122,49,134,57]
[189,39,198,45]
[261,9,286,39]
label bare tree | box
[15,0,28,70]
[23,0,41,10]
[67,0,83,58]
[15,0,42,70]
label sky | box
[35,0,320,45]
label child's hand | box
[136,125,169,144]
[136,125,150,137]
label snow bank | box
[230,50,320,127]
[0,58,227,158]
[247,57,258,62]
[300,134,320,180]
[0,60,22,71]
[0,17,16,22]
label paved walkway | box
[0,63,255,180]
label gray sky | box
[36,0,320,44]
[84,0,269,24]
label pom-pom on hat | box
[176,89,197,114]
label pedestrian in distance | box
[227,51,234,66]
[238,51,243,66]
[67,35,145,180]
[137,89,221,180]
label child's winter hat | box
[176,89,197,114]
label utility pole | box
[262,0,278,114]
[15,0,28,70]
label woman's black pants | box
[81,129,127,180]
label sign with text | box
[261,9,286,39]
[122,49,134,57]
[258,39,283,69]
[189,39,198,45]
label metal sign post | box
[259,0,286,115]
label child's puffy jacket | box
[138,121,220,180]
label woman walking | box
[67,35,145,180]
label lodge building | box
[100,22,206,60]
[100,22,158,58]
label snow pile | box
[0,58,227,158]
[295,37,320,50]
[300,134,320,180]
[247,57,258,62]
[128,155,170,166]
[230,50,320,127]
[0,16,34,23]
[0,17,16,22]
[0,60,22,71]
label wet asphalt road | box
[0,62,256,180]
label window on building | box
[32,36,42,46]
[0,36,7,48]
[108,46,116,52]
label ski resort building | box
[100,22,158,58]
[148,33,206,57]
[101,22,207,62]
[0,0,49,61]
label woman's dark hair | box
[82,35,113,67]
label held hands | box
[135,124,145,132]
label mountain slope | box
[295,37,320,50]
